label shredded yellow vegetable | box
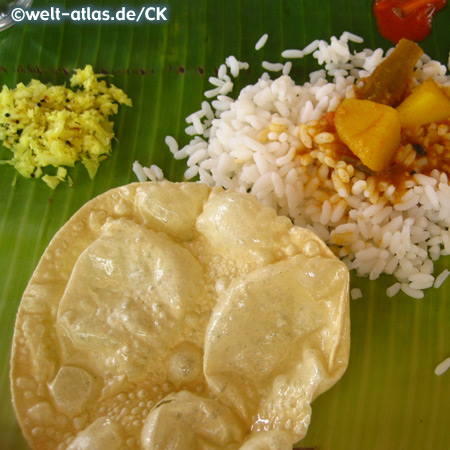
[0,65,132,188]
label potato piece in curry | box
[335,38,450,173]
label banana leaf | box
[1,0,450,448]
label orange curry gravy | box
[321,111,450,200]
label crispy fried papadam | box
[10,182,350,450]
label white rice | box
[134,32,450,301]
[435,357,450,375]
[133,161,165,182]
[386,283,401,298]
[255,33,269,51]
[282,61,292,76]
[262,61,285,72]
[165,135,178,155]
[133,160,146,182]
[281,49,304,59]
[302,39,320,56]
[341,31,364,44]
[434,269,450,288]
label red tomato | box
[374,0,446,43]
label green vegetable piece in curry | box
[355,38,423,107]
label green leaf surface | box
[1,0,450,448]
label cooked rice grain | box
[255,33,269,51]
[435,357,450,375]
